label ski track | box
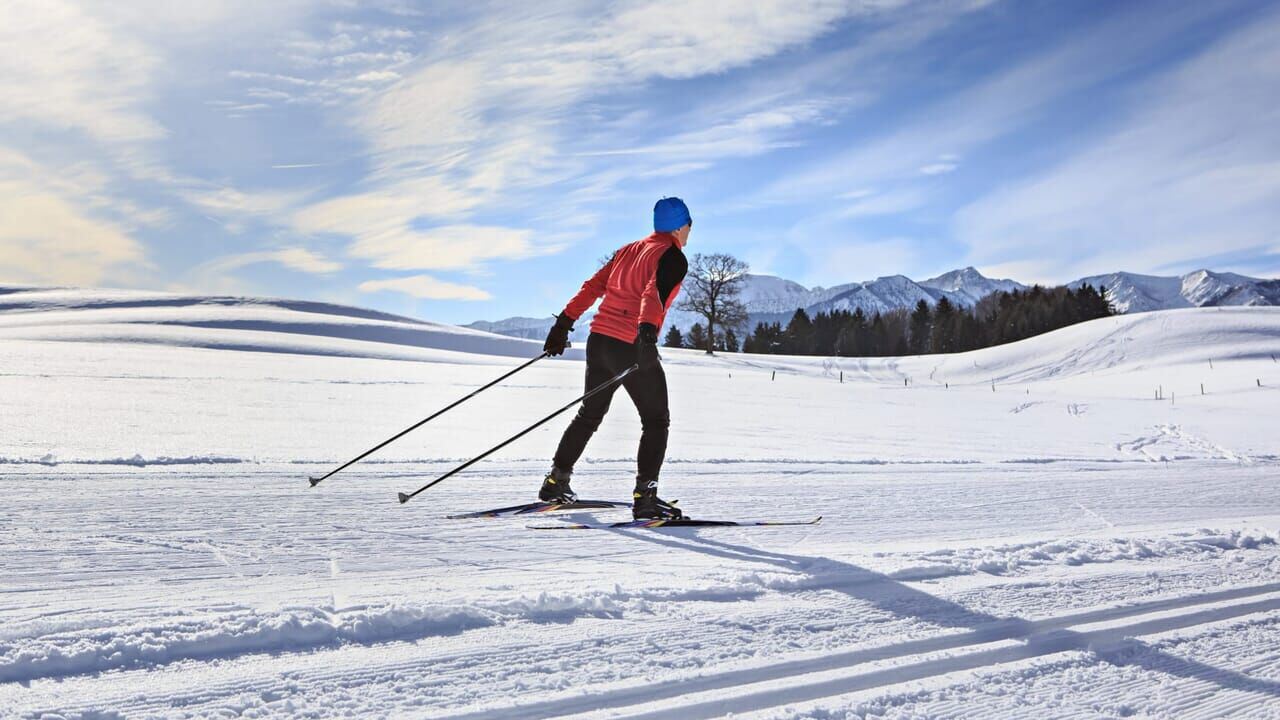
[18,538,1280,719]
[8,462,1280,718]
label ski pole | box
[309,351,550,487]
[398,364,639,504]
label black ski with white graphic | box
[447,499,631,519]
[528,516,822,530]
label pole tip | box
[398,492,410,504]
[308,477,321,487]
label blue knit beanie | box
[653,197,691,232]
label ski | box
[527,516,822,530]
[447,499,632,519]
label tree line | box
[670,251,1114,356]
[735,284,1114,357]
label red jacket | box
[563,232,688,343]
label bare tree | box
[677,253,749,354]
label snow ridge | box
[880,529,1277,580]
[0,603,495,684]
[0,453,245,467]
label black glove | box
[543,313,574,356]
[635,322,660,371]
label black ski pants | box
[553,332,669,482]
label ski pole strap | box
[398,364,639,504]
[309,351,550,487]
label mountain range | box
[468,268,1280,341]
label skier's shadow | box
[612,527,1280,703]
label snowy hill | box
[0,286,550,362]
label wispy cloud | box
[200,248,342,276]
[181,184,314,234]
[290,178,503,270]
[919,161,958,176]
[0,0,161,144]
[359,274,491,301]
[219,23,417,111]
[757,4,1235,204]
[281,2,880,285]
[346,224,542,272]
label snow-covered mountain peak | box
[920,267,1025,306]
[921,266,983,289]
[735,274,811,305]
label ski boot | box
[632,478,684,520]
[538,466,578,503]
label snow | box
[3,289,1280,718]
[919,267,1025,307]
[1071,269,1280,313]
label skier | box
[540,197,692,519]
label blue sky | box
[2,0,1278,324]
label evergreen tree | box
[882,309,911,356]
[784,309,814,355]
[724,327,740,353]
[663,325,684,348]
[909,300,932,354]
[685,323,708,350]
[847,308,869,356]
[811,311,843,356]
[868,313,887,356]
[930,297,956,353]
[756,322,785,353]
[953,310,981,352]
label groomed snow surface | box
[2,289,1280,718]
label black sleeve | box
[656,246,688,307]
